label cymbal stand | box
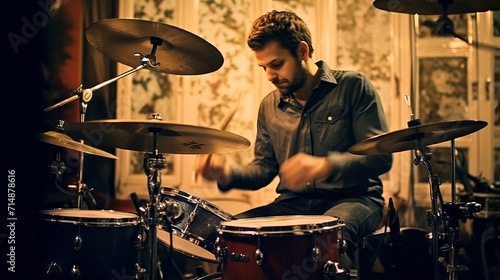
[441,141,482,280]
[412,138,443,280]
[42,39,163,209]
[414,138,481,280]
[138,114,169,280]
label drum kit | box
[36,1,498,280]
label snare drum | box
[157,187,235,263]
[38,209,141,280]
[216,215,344,280]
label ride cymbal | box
[64,119,251,154]
[38,131,118,159]
[348,120,487,155]
[85,18,224,75]
[373,0,500,15]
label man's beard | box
[279,64,307,96]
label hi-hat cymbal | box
[64,119,251,154]
[373,0,500,15]
[349,120,487,155]
[38,131,119,159]
[85,18,224,75]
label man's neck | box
[294,60,319,101]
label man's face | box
[254,40,307,96]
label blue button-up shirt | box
[222,61,392,202]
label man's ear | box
[297,41,309,60]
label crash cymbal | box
[349,120,487,155]
[38,131,118,159]
[64,119,251,154]
[85,18,224,75]
[373,0,500,15]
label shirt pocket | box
[313,106,350,150]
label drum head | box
[40,208,140,226]
[218,215,341,236]
[157,229,218,262]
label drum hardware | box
[387,197,403,279]
[349,99,486,280]
[137,116,170,280]
[324,218,350,280]
[324,261,349,280]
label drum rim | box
[217,215,343,236]
[157,229,218,263]
[160,187,235,221]
[39,208,141,226]
[196,272,221,280]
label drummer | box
[195,10,392,271]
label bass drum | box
[157,187,235,263]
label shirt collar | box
[277,60,338,106]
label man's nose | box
[266,68,277,81]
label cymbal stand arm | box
[413,141,443,280]
[43,63,147,113]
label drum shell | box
[37,209,141,280]
[158,187,235,263]
[216,215,343,280]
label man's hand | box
[279,152,331,191]
[194,154,231,184]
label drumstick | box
[196,105,239,181]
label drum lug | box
[70,265,81,279]
[46,262,62,279]
[134,263,147,280]
[323,260,349,280]
[135,225,147,249]
[311,246,321,262]
[73,235,83,251]
[255,248,264,266]
[215,244,227,263]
